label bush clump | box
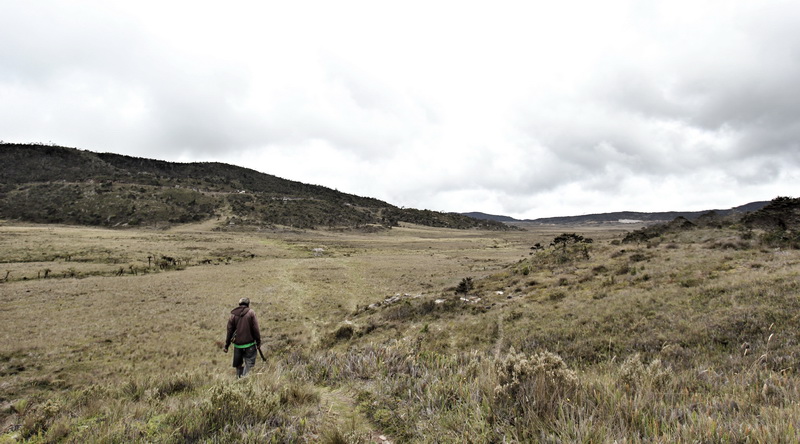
[493,348,578,425]
[619,353,670,389]
[455,277,474,295]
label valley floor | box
[1,220,799,442]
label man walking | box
[224,297,262,378]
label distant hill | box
[461,212,519,223]
[617,196,800,245]
[0,143,510,231]
[464,202,770,225]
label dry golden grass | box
[0,221,537,441]
[1,219,799,442]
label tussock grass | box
[10,369,328,442]
[249,338,800,442]
[2,221,800,441]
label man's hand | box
[223,346,228,353]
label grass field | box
[1,220,799,442]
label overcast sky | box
[1,1,798,218]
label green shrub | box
[455,277,474,295]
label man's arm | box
[251,312,262,347]
[224,315,235,351]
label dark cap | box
[238,297,250,306]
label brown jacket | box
[225,306,261,348]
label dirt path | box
[319,386,393,444]
[493,312,506,358]
[169,203,232,233]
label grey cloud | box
[0,3,278,158]
[594,69,688,122]
[139,54,439,161]
[600,3,800,165]
[135,68,264,156]
[673,67,800,154]
[278,57,438,160]
[0,3,146,85]
[510,6,800,203]
[513,106,663,188]
[728,157,783,185]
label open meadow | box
[1,219,799,442]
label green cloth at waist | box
[233,342,256,349]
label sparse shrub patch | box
[3,203,800,442]
[492,349,579,437]
[619,353,669,389]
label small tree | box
[551,233,591,251]
[550,233,593,261]
[455,277,474,295]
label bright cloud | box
[1,0,798,218]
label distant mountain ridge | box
[0,143,510,231]
[464,201,771,225]
[461,212,519,223]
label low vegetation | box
[1,198,799,442]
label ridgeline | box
[0,143,510,231]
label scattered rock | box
[364,293,424,311]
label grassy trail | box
[318,386,393,443]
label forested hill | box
[0,143,510,231]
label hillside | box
[324,200,800,440]
[349,198,800,359]
[0,143,509,231]
[466,202,770,225]
[461,211,519,223]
